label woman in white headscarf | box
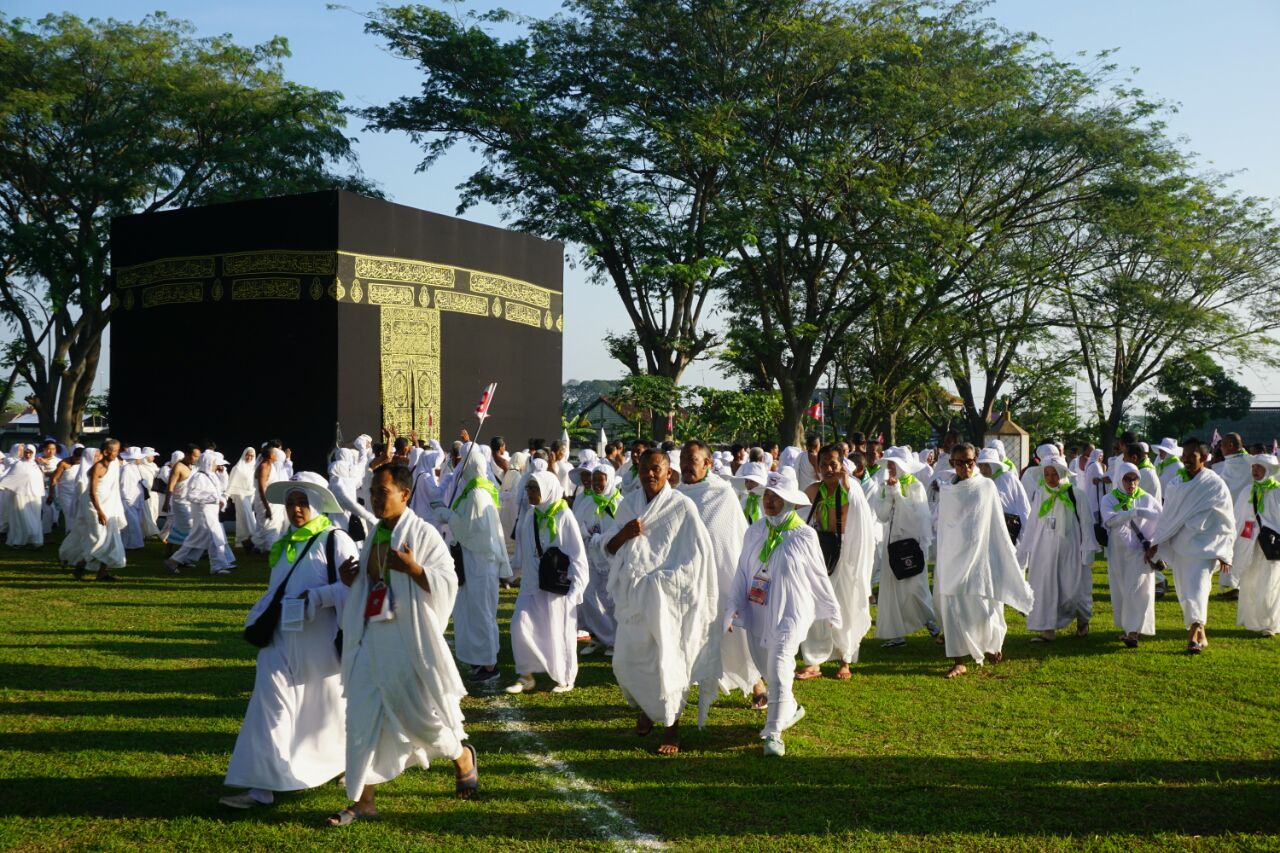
[505,471,587,694]
[226,447,259,549]
[0,444,22,536]
[118,447,149,550]
[59,447,98,569]
[573,462,622,654]
[168,451,237,575]
[1100,461,1161,646]
[0,445,45,547]
[1233,454,1280,636]
[408,448,448,530]
[870,448,940,648]
[1019,457,1097,641]
[328,447,377,538]
[498,450,529,538]
[220,473,355,810]
[440,445,512,681]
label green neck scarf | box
[896,472,917,496]
[629,463,638,476]
[1003,458,1016,471]
[1251,478,1279,515]
[269,514,331,566]
[1137,458,1155,470]
[590,488,621,517]
[758,511,803,564]
[866,463,881,478]
[453,476,500,510]
[816,482,846,531]
[536,499,569,542]
[744,492,761,523]
[1037,480,1076,518]
[989,466,1006,481]
[1157,457,1178,473]
[371,522,394,545]
[1179,468,1194,482]
[1111,486,1147,512]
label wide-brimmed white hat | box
[976,448,1003,468]
[732,461,768,489]
[765,467,811,506]
[140,446,157,458]
[1041,458,1070,480]
[119,446,144,461]
[882,446,925,476]
[265,471,341,513]
[1251,454,1280,478]
[1154,437,1181,458]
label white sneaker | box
[219,792,267,809]
[579,641,601,656]
[604,646,614,657]
[551,683,574,693]
[781,705,806,731]
[763,736,785,757]
[505,675,535,694]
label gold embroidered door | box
[379,306,441,440]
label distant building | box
[1195,406,1280,448]
[575,396,639,439]
[0,407,107,447]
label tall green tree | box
[1145,352,1254,442]
[1060,171,1280,453]
[0,13,374,444]
[363,0,789,437]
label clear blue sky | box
[10,0,1279,401]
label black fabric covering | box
[110,191,563,470]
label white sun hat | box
[765,467,811,506]
[265,471,341,513]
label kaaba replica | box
[109,191,564,469]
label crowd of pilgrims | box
[1,425,1277,823]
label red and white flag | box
[474,382,497,421]
[805,401,823,420]
[1211,428,1222,447]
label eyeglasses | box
[952,458,976,467]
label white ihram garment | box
[0,459,44,547]
[1018,484,1095,632]
[1150,469,1235,628]
[225,527,354,791]
[1214,453,1254,591]
[802,478,876,663]
[1101,490,1160,636]
[573,488,619,647]
[870,479,936,640]
[442,458,511,669]
[1232,478,1280,634]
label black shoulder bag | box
[806,487,843,576]
[885,492,925,581]
[1003,512,1023,546]
[1257,510,1280,561]
[243,533,322,648]
[450,541,466,587]
[534,516,572,595]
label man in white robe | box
[329,463,476,826]
[724,468,840,757]
[1100,462,1160,646]
[83,439,128,581]
[935,443,1034,678]
[1019,457,1096,641]
[252,446,288,552]
[1232,454,1280,636]
[221,475,355,809]
[163,446,199,554]
[441,446,511,682]
[605,449,719,755]
[1146,438,1235,654]
[0,446,44,547]
[168,451,237,575]
[798,442,878,671]
[1212,432,1254,596]
[677,440,764,706]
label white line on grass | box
[485,695,667,851]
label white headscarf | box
[226,447,257,498]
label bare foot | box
[794,665,822,680]
[657,724,680,755]
[945,663,967,679]
[635,713,654,737]
[835,663,852,680]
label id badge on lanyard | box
[747,570,771,607]
[1242,520,1256,541]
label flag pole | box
[443,383,497,508]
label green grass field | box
[1,539,1278,851]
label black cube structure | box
[110,191,564,470]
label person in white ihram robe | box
[1146,440,1235,653]
[59,448,97,568]
[1018,458,1096,641]
[573,462,621,653]
[605,450,719,754]
[798,445,877,673]
[1213,438,1255,594]
[934,444,1034,678]
[498,450,528,538]
[226,447,259,547]
[119,447,150,550]
[506,471,587,693]
[676,442,762,704]
[332,465,475,826]
[978,448,1030,542]
[82,443,128,580]
[1020,443,1060,501]
[220,476,355,810]
[1231,454,1280,636]
[137,448,162,539]
[724,467,840,757]
[168,452,237,574]
[0,447,44,547]
[1153,438,1185,492]
[1132,444,1163,504]
[0,445,17,534]
[441,447,511,681]
[252,448,288,551]
[733,462,768,525]
[870,449,939,647]
[1100,462,1160,646]
[55,448,84,534]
